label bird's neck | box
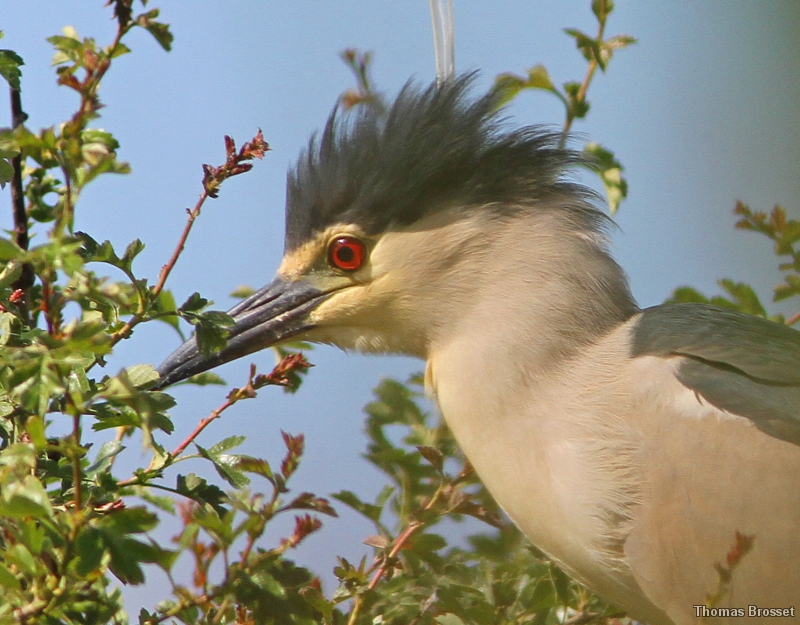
[427,205,637,371]
[424,205,637,494]
[423,206,638,592]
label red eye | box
[328,236,366,271]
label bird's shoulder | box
[630,302,800,446]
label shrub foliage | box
[0,2,793,624]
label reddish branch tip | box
[281,514,322,550]
[726,531,755,569]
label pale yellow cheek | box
[309,286,374,326]
[278,242,322,278]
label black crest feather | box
[285,73,589,251]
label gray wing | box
[631,303,800,446]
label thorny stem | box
[13,598,48,624]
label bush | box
[1,2,795,624]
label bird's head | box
[156,74,632,388]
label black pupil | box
[336,245,355,263]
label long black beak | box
[155,276,331,388]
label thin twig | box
[560,0,607,147]
[72,413,83,509]
[171,392,235,459]
[109,194,206,347]
[786,310,800,326]
[109,131,267,347]
[53,26,127,238]
[153,200,204,299]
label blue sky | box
[2,1,799,614]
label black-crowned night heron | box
[156,76,800,625]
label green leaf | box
[411,532,447,553]
[208,434,246,456]
[5,543,37,575]
[525,64,557,91]
[718,279,767,317]
[0,311,16,347]
[285,492,338,517]
[24,415,47,448]
[124,363,160,388]
[592,0,614,20]
[564,27,602,67]
[0,151,14,188]
[87,440,124,475]
[19,519,45,555]
[606,34,638,50]
[197,442,250,488]
[493,65,566,108]
[332,490,382,523]
[98,506,158,534]
[230,284,255,299]
[300,586,334,620]
[582,142,628,214]
[178,292,209,313]
[0,237,24,261]
[669,286,711,304]
[0,259,23,287]
[0,562,22,593]
[775,275,800,302]
[184,371,226,386]
[74,527,105,576]
[235,455,274,480]
[417,445,444,473]
[0,474,53,518]
[250,570,287,598]
[0,48,24,91]
[194,313,234,357]
[120,238,145,271]
[153,289,183,337]
[176,473,227,515]
[106,537,146,585]
[135,9,174,51]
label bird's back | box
[622,350,800,624]
[429,311,800,625]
